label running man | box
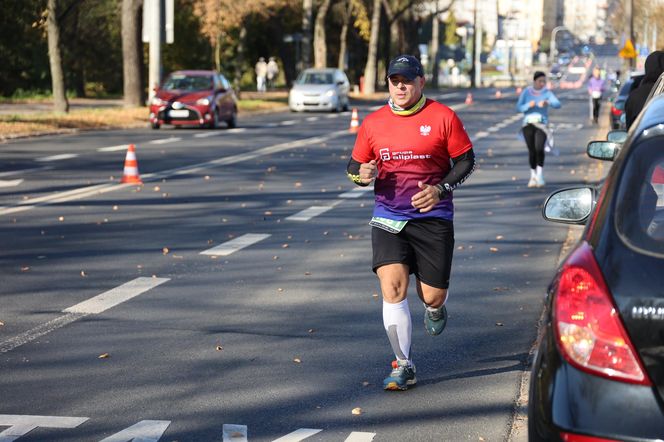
[346,55,475,391]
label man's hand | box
[359,160,377,184]
[411,181,441,213]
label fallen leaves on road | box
[162,247,169,255]
[351,407,362,415]
[215,345,223,351]
[495,322,504,327]
[20,266,30,272]
[490,247,499,252]
[293,357,302,364]
[0,321,4,326]
[80,271,87,277]
[98,353,110,359]
[58,216,64,222]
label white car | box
[288,68,350,112]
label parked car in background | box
[609,72,643,129]
[288,68,350,112]
[528,93,664,441]
[149,70,237,129]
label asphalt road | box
[0,86,607,441]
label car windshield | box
[618,79,634,97]
[615,136,664,256]
[162,74,212,91]
[296,72,334,85]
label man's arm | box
[347,157,376,186]
[433,148,476,198]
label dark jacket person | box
[625,50,664,129]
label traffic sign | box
[619,39,637,58]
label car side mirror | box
[587,140,621,161]
[607,130,628,144]
[543,187,594,224]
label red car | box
[149,70,238,129]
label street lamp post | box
[549,25,568,65]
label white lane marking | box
[36,153,78,162]
[222,424,248,442]
[149,137,182,145]
[281,120,296,126]
[99,420,171,442]
[286,204,339,221]
[228,128,246,133]
[474,131,489,139]
[0,130,348,217]
[450,103,469,111]
[326,114,338,119]
[488,127,499,132]
[0,415,89,442]
[0,179,23,187]
[305,117,319,122]
[194,132,219,138]
[434,92,461,100]
[0,313,84,354]
[97,144,130,152]
[266,122,279,127]
[1,278,170,353]
[344,432,376,442]
[200,233,271,256]
[64,277,170,315]
[339,186,374,198]
[271,428,323,442]
[0,166,51,177]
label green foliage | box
[162,0,213,73]
[0,0,50,96]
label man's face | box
[387,74,425,108]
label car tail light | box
[610,106,622,116]
[560,431,621,441]
[554,242,651,385]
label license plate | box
[168,109,189,118]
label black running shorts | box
[372,218,455,289]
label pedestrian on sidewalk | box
[345,54,476,391]
[516,71,561,188]
[255,57,267,92]
[266,57,279,90]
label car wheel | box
[226,109,237,128]
[342,99,349,112]
[151,122,160,130]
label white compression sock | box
[383,299,412,362]
[536,165,543,177]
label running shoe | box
[383,360,416,391]
[535,175,546,187]
[527,177,537,188]
[424,304,447,336]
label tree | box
[122,0,143,107]
[46,0,68,112]
[362,0,381,94]
[337,0,351,69]
[301,0,313,69]
[313,0,333,67]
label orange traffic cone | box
[495,89,502,99]
[349,108,360,133]
[121,144,142,184]
[465,92,473,105]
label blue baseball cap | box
[387,55,424,80]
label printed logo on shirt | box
[379,148,431,161]
[379,148,391,161]
[419,125,431,136]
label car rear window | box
[297,72,333,85]
[615,136,664,256]
[162,74,213,91]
